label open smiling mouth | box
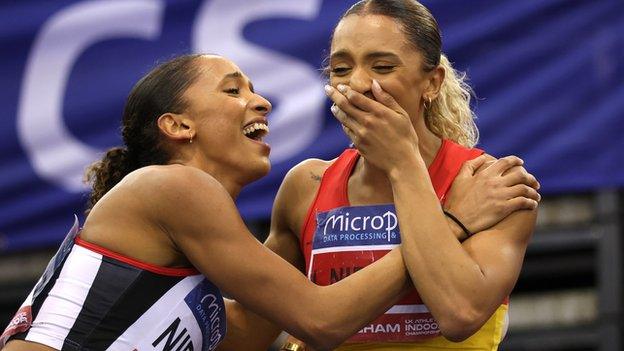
[242,122,270,142]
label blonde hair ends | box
[426,54,479,148]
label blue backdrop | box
[1,0,623,252]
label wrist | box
[443,210,473,241]
[387,153,426,182]
[445,215,466,241]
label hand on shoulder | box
[444,154,541,236]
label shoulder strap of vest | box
[299,149,359,254]
[429,139,484,203]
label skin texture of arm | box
[390,157,535,341]
[218,153,538,349]
[326,81,536,342]
[216,161,319,351]
[145,166,410,351]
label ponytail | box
[81,54,204,214]
[84,147,136,212]
[426,54,479,147]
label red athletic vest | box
[300,140,484,343]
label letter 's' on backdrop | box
[0,0,622,252]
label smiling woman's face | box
[329,14,433,122]
[182,55,273,183]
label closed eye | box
[224,88,240,95]
[373,65,395,72]
[331,67,351,76]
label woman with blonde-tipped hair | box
[266,0,539,349]
[2,2,539,350]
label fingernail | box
[337,84,348,93]
[324,85,332,96]
[372,79,381,93]
[330,104,338,114]
[537,193,542,202]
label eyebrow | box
[222,71,255,93]
[330,50,402,62]
[223,71,243,79]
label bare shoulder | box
[278,158,335,206]
[126,165,226,199]
[473,153,497,171]
[80,165,226,267]
[284,158,333,185]
[116,165,233,222]
[129,164,220,188]
[273,158,334,238]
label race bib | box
[133,278,227,351]
[308,205,441,342]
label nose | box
[348,67,372,95]
[252,93,272,116]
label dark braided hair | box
[84,54,204,212]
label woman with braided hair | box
[1,52,535,351]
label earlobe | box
[427,65,445,100]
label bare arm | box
[390,157,535,341]
[149,167,409,351]
[216,162,313,351]
[326,81,536,341]
[226,156,539,349]
[280,156,539,349]
[217,299,282,351]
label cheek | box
[381,76,424,113]
[376,80,409,104]
[200,102,245,133]
[196,115,236,146]
[329,75,344,87]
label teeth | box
[243,122,269,137]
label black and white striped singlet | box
[0,217,226,351]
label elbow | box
[439,325,474,343]
[300,319,345,351]
[436,306,485,343]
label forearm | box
[389,158,489,329]
[309,248,410,347]
[217,299,282,351]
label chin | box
[244,158,271,184]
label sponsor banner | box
[1,1,623,252]
[349,313,441,343]
[145,314,202,351]
[131,279,219,350]
[309,205,441,342]
[313,204,399,250]
[184,279,227,351]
